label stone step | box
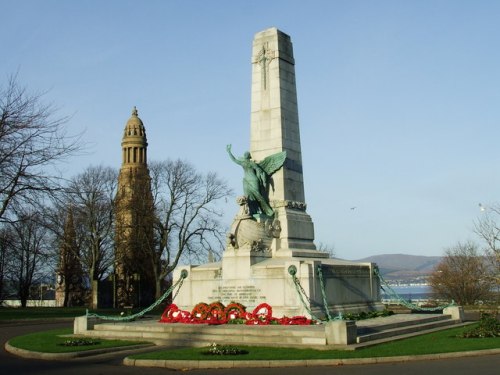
[356,314,451,335]
[356,318,458,343]
[93,321,325,338]
[88,322,327,347]
[82,313,462,349]
[89,322,326,346]
[90,331,326,347]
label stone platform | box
[75,308,465,349]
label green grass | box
[0,307,88,320]
[0,306,164,321]
[130,324,500,361]
[8,328,145,353]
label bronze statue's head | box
[244,151,251,160]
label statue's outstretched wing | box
[258,151,287,176]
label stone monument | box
[173,28,383,318]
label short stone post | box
[325,320,357,345]
[443,306,464,322]
[74,315,96,334]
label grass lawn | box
[8,328,146,353]
[130,324,500,361]
[0,307,89,320]
[0,306,164,321]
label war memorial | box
[74,28,463,348]
[172,27,383,319]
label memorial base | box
[173,248,384,319]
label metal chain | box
[316,265,333,321]
[86,269,188,321]
[374,268,455,312]
[287,265,320,321]
[170,276,185,302]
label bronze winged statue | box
[227,144,286,217]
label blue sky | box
[2,0,499,259]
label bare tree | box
[4,210,52,307]
[474,203,500,286]
[148,160,232,299]
[0,225,13,302]
[317,242,336,258]
[65,166,118,307]
[0,75,82,223]
[429,241,494,305]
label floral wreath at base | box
[159,301,315,325]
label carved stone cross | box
[254,43,275,90]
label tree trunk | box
[19,287,29,308]
[155,278,162,300]
[91,280,99,309]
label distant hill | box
[352,254,442,281]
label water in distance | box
[382,284,435,301]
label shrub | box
[459,313,499,338]
[342,310,394,321]
[202,343,249,356]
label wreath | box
[224,302,246,321]
[252,303,272,321]
[160,301,314,326]
[207,301,226,323]
[160,304,194,323]
[245,303,273,325]
[160,303,179,323]
[278,316,312,325]
[191,302,209,321]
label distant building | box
[114,107,155,307]
[55,208,85,307]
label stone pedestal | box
[325,320,357,345]
[443,306,465,322]
[173,254,383,319]
[74,315,96,334]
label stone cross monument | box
[227,28,325,258]
[174,28,383,318]
[249,28,319,256]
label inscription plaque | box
[208,285,266,305]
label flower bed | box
[159,302,315,325]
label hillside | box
[352,254,442,281]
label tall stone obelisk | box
[250,28,321,257]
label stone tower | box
[114,107,155,307]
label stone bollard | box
[325,320,357,345]
[73,315,96,334]
[443,306,465,322]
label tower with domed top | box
[114,107,155,307]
